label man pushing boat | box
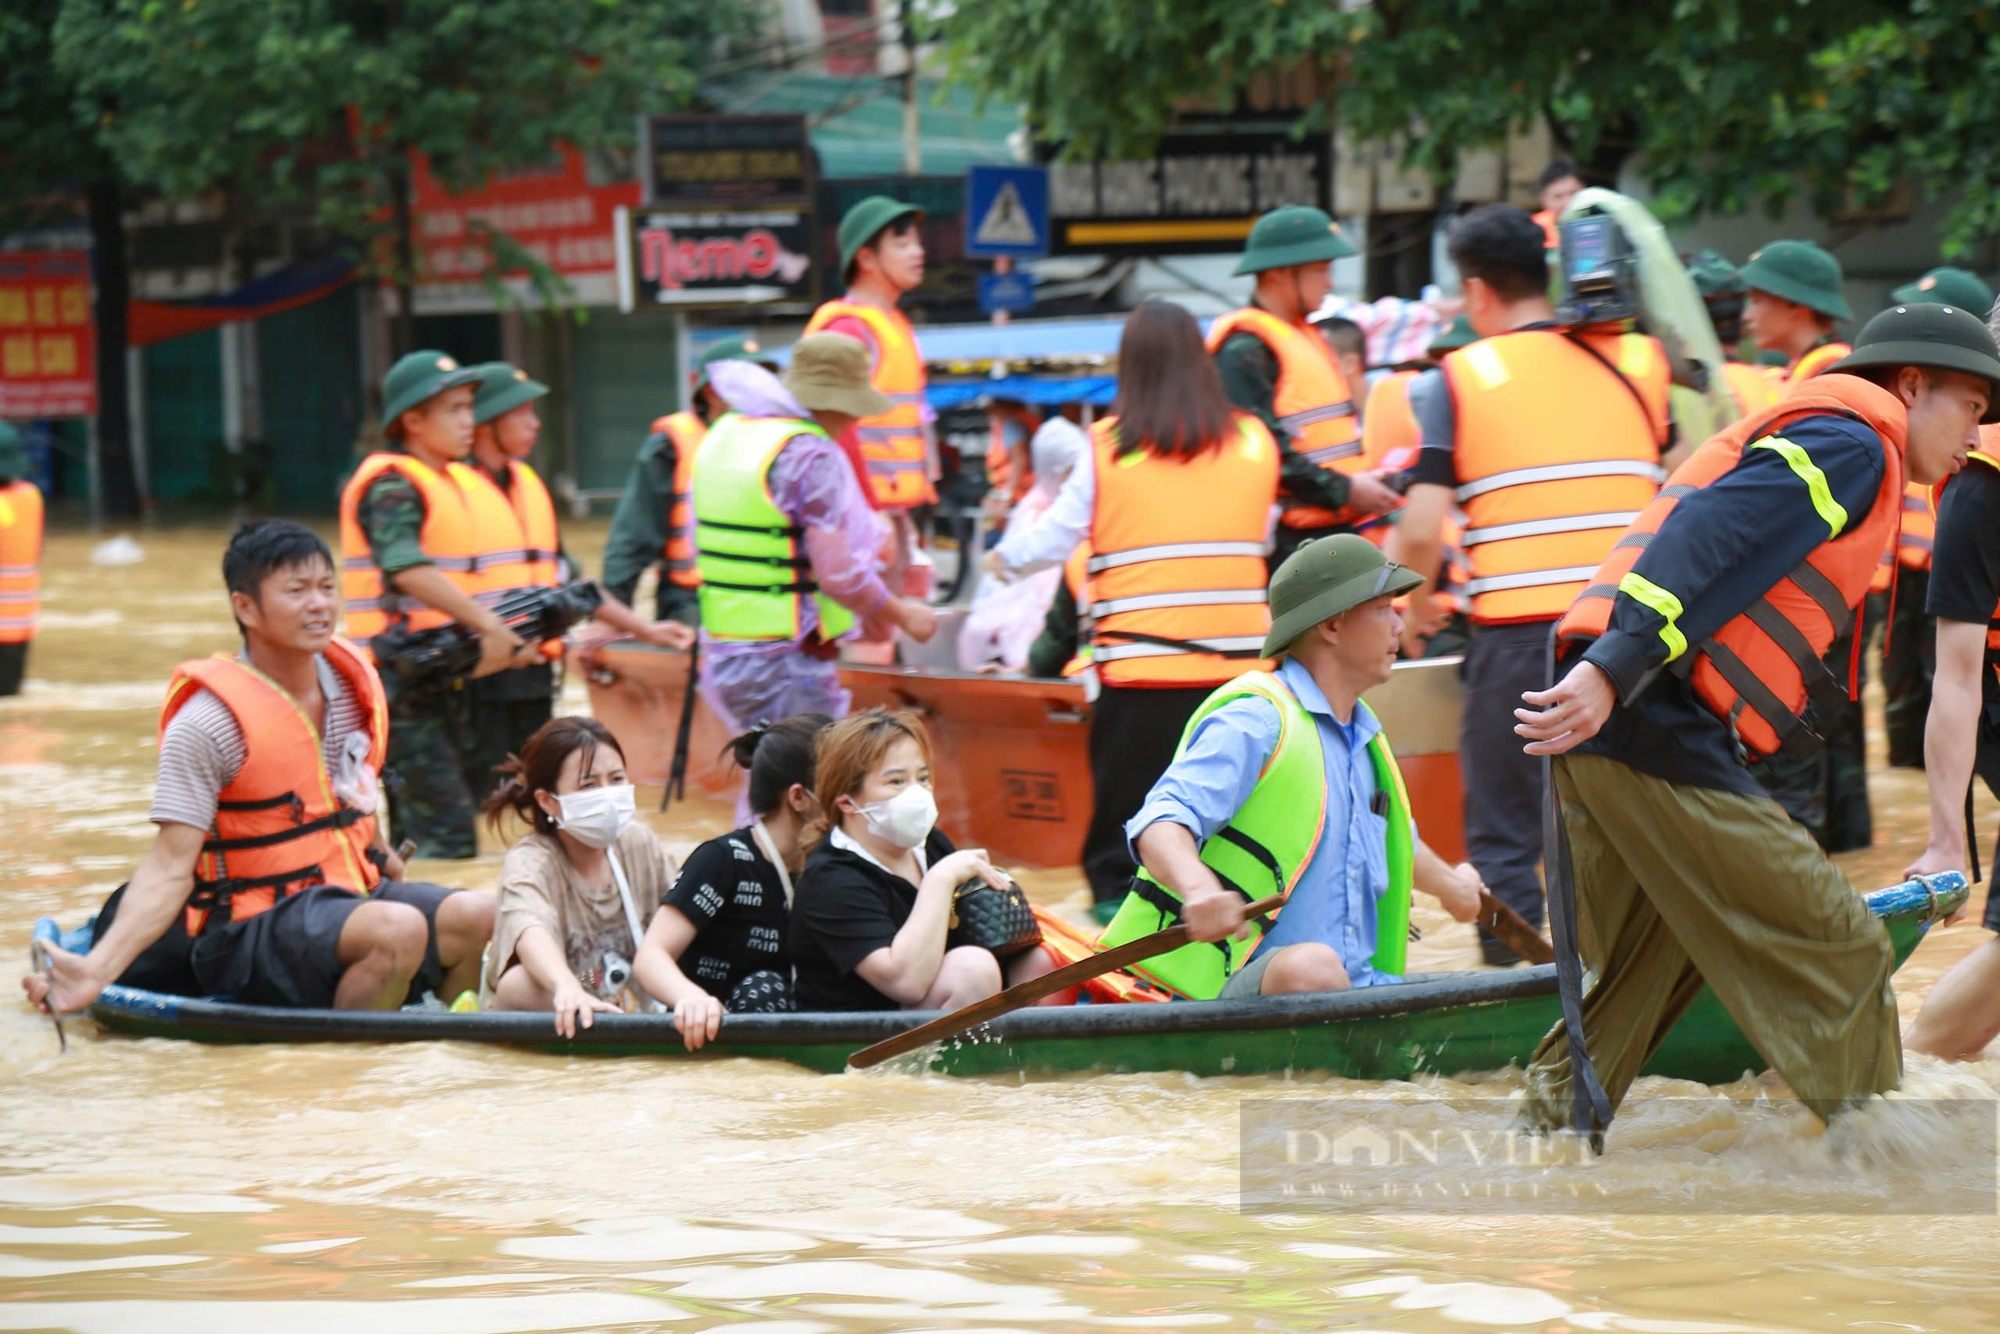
[1514,303,2000,1135]
[1102,535,1483,998]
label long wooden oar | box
[1478,888,1554,965]
[848,893,1287,1070]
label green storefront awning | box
[702,74,1023,179]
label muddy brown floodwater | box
[5,520,2000,1332]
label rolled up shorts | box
[187,880,460,1008]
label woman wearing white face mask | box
[479,717,681,1036]
[791,709,1058,1011]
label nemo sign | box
[618,208,814,308]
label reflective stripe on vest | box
[1445,329,1669,623]
[0,480,44,644]
[450,460,565,659]
[1085,415,1278,687]
[801,300,934,509]
[1897,484,1934,570]
[336,452,482,661]
[650,411,706,589]
[1095,671,1413,999]
[1554,374,1908,760]
[159,638,388,936]
[1205,306,1362,529]
[692,413,858,644]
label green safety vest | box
[1097,670,1413,999]
[693,413,857,644]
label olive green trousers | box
[1523,752,1901,1129]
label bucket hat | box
[1831,303,2000,423]
[382,350,481,425]
[782,333,894,418]
[1889,267,1994,315]
[1738,240,1851,321]
[1232,206,1356,277]
[1686,249,1743,299]
[1263,533,1423,659]
[470,362,549,426]
[838,196,924,280]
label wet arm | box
[68,823,208,997]
[1922,620,1984,866]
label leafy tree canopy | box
[940,0,2000,255]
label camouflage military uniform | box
[358,472,482,858]
[602,426,701,625]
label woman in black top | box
[792,709,1055,1012]
[633,714,828,1049]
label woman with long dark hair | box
[989,299,1283,920]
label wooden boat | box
[574,641,1466,867]
[71,877,1962,1082]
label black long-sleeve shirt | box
[1571,411,1888,794]
[1213,322,1353,514]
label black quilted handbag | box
[947,876,1043,959]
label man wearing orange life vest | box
[603,337,778,624]
[23,521,495,1016]
[1389,204,1673,965]
[0,422,41,697]
[1209,206,1403,567]
[459,361,692,800]
[1514,304,2000,1137]
[1530,160,1582,252]
[802,196,936,615]
[338,350,540,859]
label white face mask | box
[553,783,636,849]
[856,783,937,849]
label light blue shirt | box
[1124,658,1406,988]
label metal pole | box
[900,0,921,176]
[992,255,1011,327]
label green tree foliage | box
[940,0,2000,254]
[54,0,751,348]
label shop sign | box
[0,251,96,418]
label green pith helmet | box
[1232,206,1357,277]
[1738,240,1852,321]
[1686,249,1743,299]
[1262,534,1423,659]
[1426,314,1477,356]
[838,195,924,280]
[1832,302,2000,423]
[470,361,549,426]
[693,335,778,393]
[1890,267,1994,317]
[381,350,481,425]
[0,421,24,478]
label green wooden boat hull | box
[80,879,1960,1083]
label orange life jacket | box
[1720,361,1781,418]
[1446,328,1672,624]
[0,479,43,645]
[1205,306,1362,530]
[160,637,388,936]
[652,411,705,591]
[987,402,1040,502]
[1786,341,1853,389]
[1532,209,1561,250]
[452,459,565,660]
[1030,905,1171,1004]
[1085,414,1278,687]
[802,299,934,509]
[1555,374,1907,760]
[1060,543,1094,678]
[338,452,482,661]
[1350,376,1469,616]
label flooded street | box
[6,521,2000,1332]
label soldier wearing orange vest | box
[0,423,41,696]
[603,337,778,623]
[1687,250,1780,418]
[803,196,936,619]
[24,520,495,1017]
[1514,304,2000,1141]
[459,362,692,806]
[1530,160,1582,252]
[1741,240,1854,388]
[1389,205,1672,964]
[994,301,1283,919]
[338,351,541,859]
[1209,206,1403,567]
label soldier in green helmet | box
[1740,239,1854,385]
[1210,206,1405,569]
[603,337,778,623]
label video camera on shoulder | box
[1556,209,1640,328]
[374,579,603,703]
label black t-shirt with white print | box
[663,826,791,994]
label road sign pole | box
[992,255,1011,327]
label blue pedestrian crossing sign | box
[964,165,1049,258]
